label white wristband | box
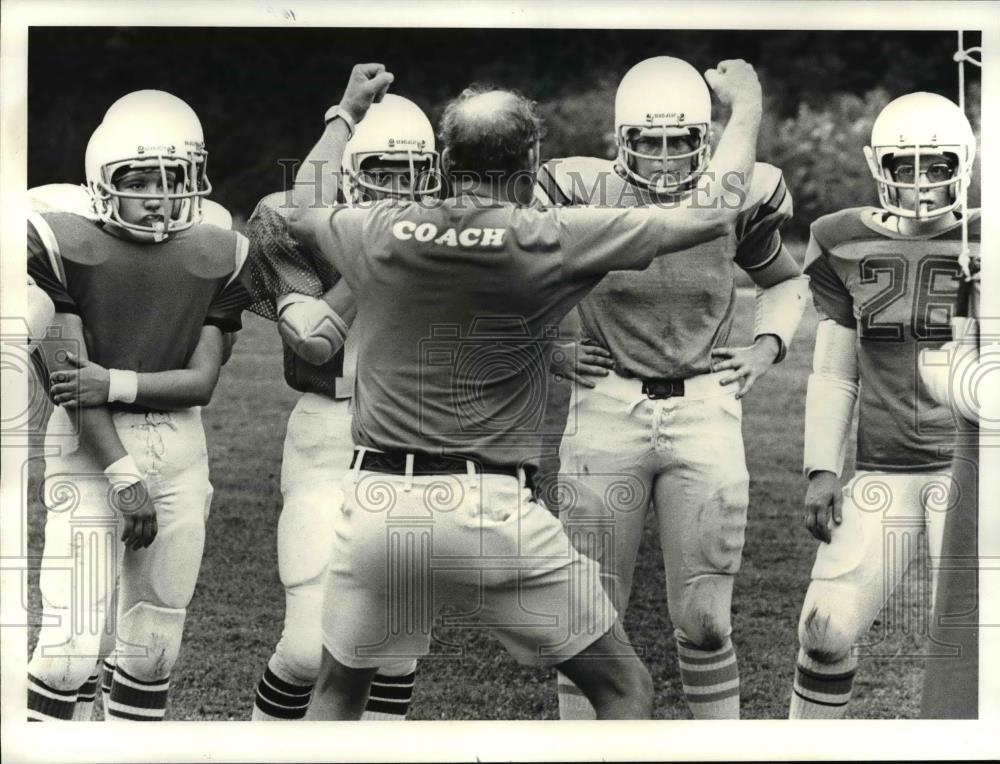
[323,105,356,139]
[104,454,142,489]
[107,369,138,404]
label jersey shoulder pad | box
[180,224,243,279]
[202,199,233,230]
[742,162,786,211]
[32,211,110,266]
[539,156,614,205]
[29,184,98,219]
[808,207,875,262]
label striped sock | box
[361,671,416,720]
[252,661,313,721]
[676,637,741,719]
[556,671,596,720]
[100,658,115,719]
[72,670,100,721]
[27,673,77,721]
[106,664,169,721]
[789,649,857,719]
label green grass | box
[25,247,932,719]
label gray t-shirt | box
[293,195,704,467]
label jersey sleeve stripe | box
[760,175,788,214]
[749,184,789,230]
[27,211,66,286]
[738,238,782,271]
[536,164,572,206]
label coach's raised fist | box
[340,63,395,124]
[704,59,761,110]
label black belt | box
[641,378,686,399]
[354,449,528,483]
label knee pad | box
[378,658,418,677]
[797,584,860,663]
[276,491,337,590]
[672,576,734,651]
[29,625,106,691]
[274,582,325,683]
[696,482,748,576]
[143,518,206,609]
[116,602,186,681]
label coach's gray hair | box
[439,85,545,177]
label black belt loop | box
[641,378,686,399]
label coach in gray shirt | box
[286,61,763,720]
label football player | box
[789,91,978,718]
[26,182,237,721]
[246,94,441,721]
[27,90,250,721]
[535,56,808,719]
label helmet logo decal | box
[644,112,685,123]
[387,138,427,149]
[137,144,176,155]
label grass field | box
[25,258,934,720]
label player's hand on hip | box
[704,59,761,110]
[803,470,843,544]
[111,480,158,550]
[552,339,614,389]
[710,335,780,399]
[340,63,395,124]
[48,351,110,407]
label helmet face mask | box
[864,92,976,221]
[341,94,442,204]
[619,125,711,194]
[85,90,212,242]
[614,56,713,195]
[348,150,441,203]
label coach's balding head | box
[439,85,545,199]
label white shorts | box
[321,457,617,669]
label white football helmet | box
[614,56,712,194]
[341,94,442,203]
[863,92,976,219]
[85,90,212,241]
